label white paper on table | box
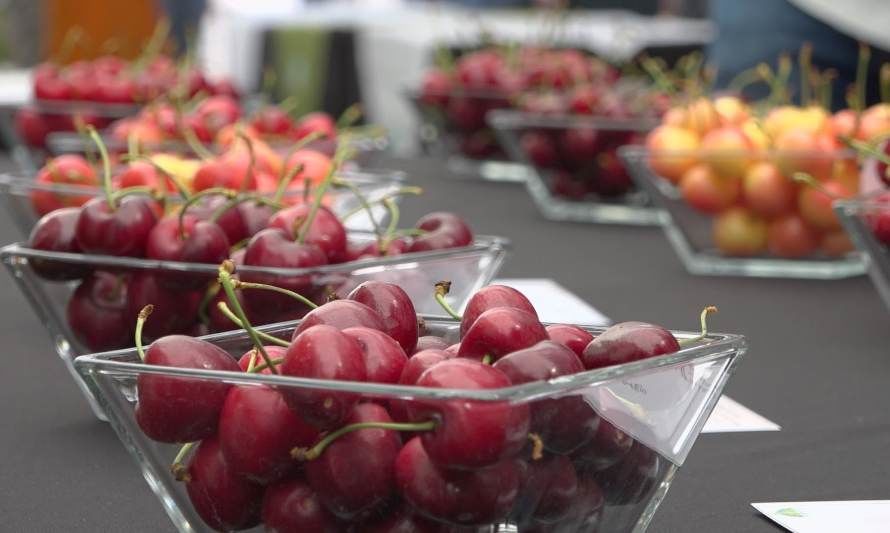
[752,501,890,533]
[702,396,781,433]
[492,278,610,327]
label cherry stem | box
[196,282,219,326]
[55,26,86,64]
[844,138,890,167]
[528,433,544,461]
[181,124,214,161]
[272,163,303,205]
[171,441,196,482]
[249,356,284,374]
[218,261,279,374]
[340,187,424,221]
[127,131,140,161]
[134,305,153,362]
[792,172,840,199]
[208,194,281,224]
[133,18,171,73]
[246,350,258,372]
[122,154,192,200]
[336,103,363,130]
[235,129,257,194]
[292,420,437,461]
[678,306,718,347]
[232,279,318,310]
[481,354,492,366]
[215,301,290,348]
[86,126,115,210]
[179,188,237,239]
[296,140,352,245]
[378,198,400,253]
[331,177,384,244]
[279,131,324,179]
[434,281,462,320]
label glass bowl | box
[74,317,745,533]
[0,168,408,238]
[0,236,508,420]
[405,88,531,183]
[835,192,890,312]
[489,110,662,225]
[621,146,867,278]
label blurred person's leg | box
[159,0,207,55]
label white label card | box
[702,396,781,433]
[492,278,611,326]
[752,501,890,533]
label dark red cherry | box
[28,207,89,280]
[291,299,386,340]
[419,69,453,108]
[533,476,604,532]
[343,327,408,384]
[125,272,200,339]
[458,307,547,362]
[67,271,132,351]
[75,195,159,257]
[145,214,230,288]
[568,84,602,115]
[414,336,449,353]
[521,131,559,169]
[582,321,680,369]
[572,417,634,471]
[593,442,662,505]
[280,325,367,428]
[15,106,50,147]
[218,385,319,483]
[261,478,340,533]
[560,127,600,168]
[408,212,473,252]
[241,228,327,321]
[135,335,239,443]
[347,281,418,353]
[185,436,262,532]
[408,358,530,469]
[251,105,295,136]
[460,284,539,337]
[493,341,597,454]
[592,150,633,197]
[395,437,521,526]
[268,205,347,263]
[517,455,579,525]
[546,324,594,358]
[389,349,448,423]
[306,403,401,520]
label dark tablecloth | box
[0,156,887,532]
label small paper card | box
[752,501,890,532]
[492,278,611,326]
[702,396,781,433]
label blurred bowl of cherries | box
[408,45,659,183]
[74,276,746,533]
[835,184,890,313]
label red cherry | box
[571,417,634,471]
[560,128,601,168]
[193,95,241,136]
[31,155,98,216]
[395,437,521,526]
[67,271,132,351]
[458,307,547,362]
[545,324,594,358]
[593,442,662,505]
[408,358,530,469]
[115,161,174,193]
[75,196,159,257]
[459,284,539,337]
[251,105,295,136]
[408,212,474,252]
[293,112,337,140]
[125,273,200,339]
[389,349,449,423]
[291,299,386,340]
[280,325,367,428]
[517,455,579,524]
[582,321,680,369]
[28,207,89,280]
[184,436,262,531]
[135,335,239,443]
[237,345,286,373]
[268,205,347,263]
[419,69,453,108]
[14,107,50,146]
[218,385,319,483]
[306,403,402,519]
[145,215,230,289]
[347,281,419,353]
[343,327,408,384]
[521,131,559,168]
[261,478,340,532]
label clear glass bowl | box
[835,192,890,311]
[621,146,867,278]
[1,237,508,420]
[0,169,408,238]
[489,110,662,225]
[74,317,745,533]
[405,88,531,183]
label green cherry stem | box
[86,126,115,210]
[208,194,282,224]
[249,356,284,374]
[434,281,462,320]
[231,279,319,310]
[378,197,400,253]
[792,172,840,199]
[196,283,220,326]
[843,138,890,167]
[331,177,383,244]
[217,261,279,374]
[181,124,215,161]
[214,301,291,348]
[678,306,718,348]
[179,187,237,239]
[135,305,153,362]
[336,103,363,130]
[339,186,424,221]
[171,441,197,482]
[235,128,257,195]
[272,163,304,205]
[279,131,325,180]
[292,420,437,461]
[296,140,351,245]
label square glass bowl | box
[405,88,531,183]
[0,168,408,238]
[1,237,508,420]
[621,146,867,278]
[74,317,745,533]
[489,110,663,225]
[835,192,890,312]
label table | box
[0,155,887,531]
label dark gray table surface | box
[0,156,888,532]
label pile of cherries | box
[27,130,475,353]
[133,273,713,532]
[16,54,238,148]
